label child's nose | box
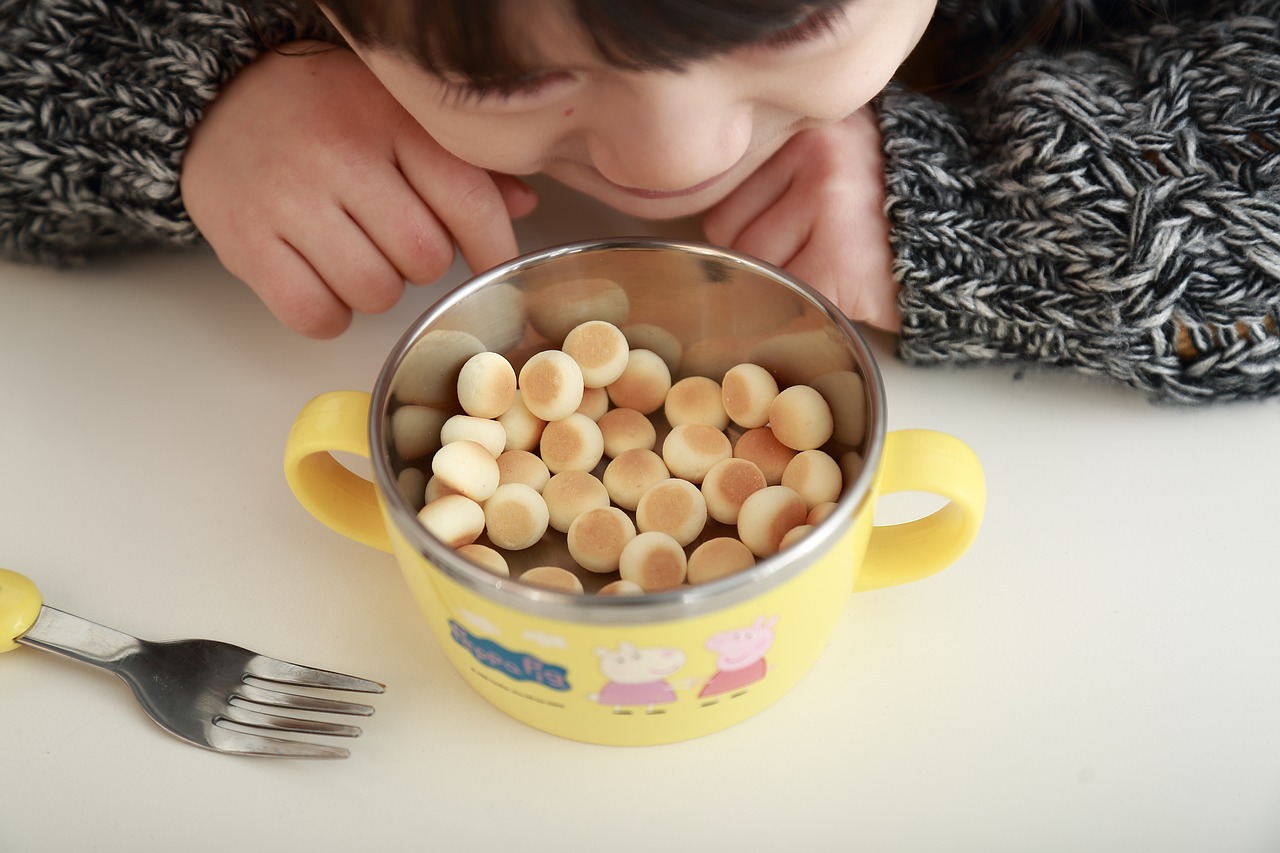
[588,71,752,191]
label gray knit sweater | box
[2,1,1278,403]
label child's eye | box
[758,5,848,49]
[439,71,574,106]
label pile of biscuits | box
[397,319,865,596]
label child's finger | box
[342,163,459,286]
[286,210,408,316]
[491,173,540,220]
[394,132,522,276]
[241,237,354,339]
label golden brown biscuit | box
[597,407,657,458]
[519,565,585,594]
[456,351,517,419]
[576,386,611,421]
[737,485,808,557]
[567,506,637,573]
[456,543,510,577]
[496,449,551,492]
[720,363,779,429]
[780,449,843,510]
[661,422,732,484]
[561,320,630,388]
[618,531,688,592]
[518,349,586,422]
[700,457,768,525]
[597,579,645,596]
[602,448,670,512]
[768,385,834,451]
[483,483,550,551]
[664,376,728,429]
[605,349,671,414]
[635,478,707,547]
[542,470,611,533]
[539,412,605,474]
[733,427,797,486]
[687,537,756,585]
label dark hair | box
[316,0,849,82]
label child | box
[2,1,1277,403]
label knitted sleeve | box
[0,0,328,265]
[880,0,1280,403]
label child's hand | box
[703,109,899,332]
[181,43,537,338]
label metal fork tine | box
[236,682,376,716]
[219,705,363,738]
[245,656,387,693]
[207,726,352,759]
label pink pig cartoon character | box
[698,616,778,701]
[589,643,686,714]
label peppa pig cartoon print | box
[698,616,778,703]
[589,643,686,714]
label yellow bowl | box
[285,237,984,745]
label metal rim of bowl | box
[369,237,887,625]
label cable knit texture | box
[883,0,1280,402]
[0,0,315,263]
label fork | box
[1,568,384,759]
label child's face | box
[328,0,936,220]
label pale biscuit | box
[392,328,486,408]
[456,543,510,578]
[687,537,756,585]
[576,386,611,421]
[456,351,517,419]
[768,385,834,451]
[700,457,767,525]
[720,363,779,429]
[597,579,645,596]
[635,478,707,547]
[542,470,611,533]
[519,565,585,594]
[737,485,808,557]
[483,483,550,551]
[663,376,728,430]
[618,531,688,592]
[417,494,486,548]
[566,506,637,573]
[597,407,657,458]
[539,412,605,474]
[561,320,630,388]
[396,467,428,513]
[518,349,585,422]
[496,389,546,453]
[525,278,629,342]
[424,474,463,505]
[778,524,815,551]
[781,449,844,510]
[440,414,507,458]
[620,323,683,374]
[602,448,670,512]
[661,422,732,484]
[605,349,671,414]
[732,427,797,486]
[810,370,867,448]
[496,449,551,492]
[390,405,448,461]
[807,501,839,526]
[431,440,500,501]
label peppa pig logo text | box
[449,621,571,691]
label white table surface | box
[3,179,1278,853]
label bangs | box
[321,0,847,82]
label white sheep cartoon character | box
[588,642,686,714]
[698,616,778,701]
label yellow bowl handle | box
[854,429,986,592]
[283,391,393,553]
[0,568,42,653]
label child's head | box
[317,0,936,218]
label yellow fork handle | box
[855,429,986,592]
[0,568,43,652]
[283,391,392,553]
